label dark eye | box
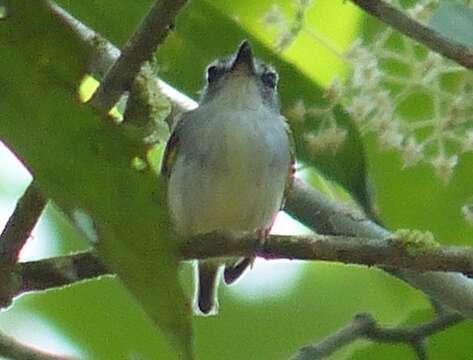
[207,65,222,83]
[261,71,277,88]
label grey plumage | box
[162,41,292,314]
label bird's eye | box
[207,65,222,83]
[261,71,277,89]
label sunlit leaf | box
[0,1,192,358]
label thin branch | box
[291,314,370,359]
[17,251,109,294]
[10,229,473,301]
[0,330,77,360]
[349,0,473,69]
[291,312,463,360]
[87,0,187,114]
[182,232,473,276]
[0,181,47,267]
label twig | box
[291,314,371,359]
[0,329,77,360]
[9,230,473,302]
[0,181,47,267]
[182,232,473,276]
[87,0,187,114]
[291,312,463,360]
[17,251,109,294]
[349,0,473,69]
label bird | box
[161,40,295,315]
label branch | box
[182,232,473,276]
[349,0,473,69]
[17,251,109,294]
[291,311,463,360]
[0,330,77,360]
[9,229,473,301]
[87,0,187,114]
[0,181,46,267]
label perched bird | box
[161,40,295,315]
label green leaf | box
[430,3,473,48]
[55,0,375,217]
[0,1,193,358]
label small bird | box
[161,40,295,315]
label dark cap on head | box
[230,40,256,73]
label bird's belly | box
[168,117,289,236]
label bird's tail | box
[223,257,252,284]
[196,261,221,315]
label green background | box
[1,0,473,359]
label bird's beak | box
[230,40,256,74]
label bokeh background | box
[1,0,473,359]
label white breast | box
[168,104,290,236]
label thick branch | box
[291,312,463,360]
[349,0,473,69]
[0,181,46,267]
[0,330,77,360]
[87,0,187,114]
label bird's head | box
[200,40,280,111]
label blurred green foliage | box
[0,0,191,358]
[1,0,473,359]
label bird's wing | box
[281,117,296,210]
[160,113,188,178]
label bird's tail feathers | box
[224,257,252,285]
[195,261,221,315]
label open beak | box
[230,40,256,74]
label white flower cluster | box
[344,26,473,184]
[287,81,348,156]
[262,0,312,51]
[280,0,473,184]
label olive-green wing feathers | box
[161,113,190,178]
[161,128,180,178]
